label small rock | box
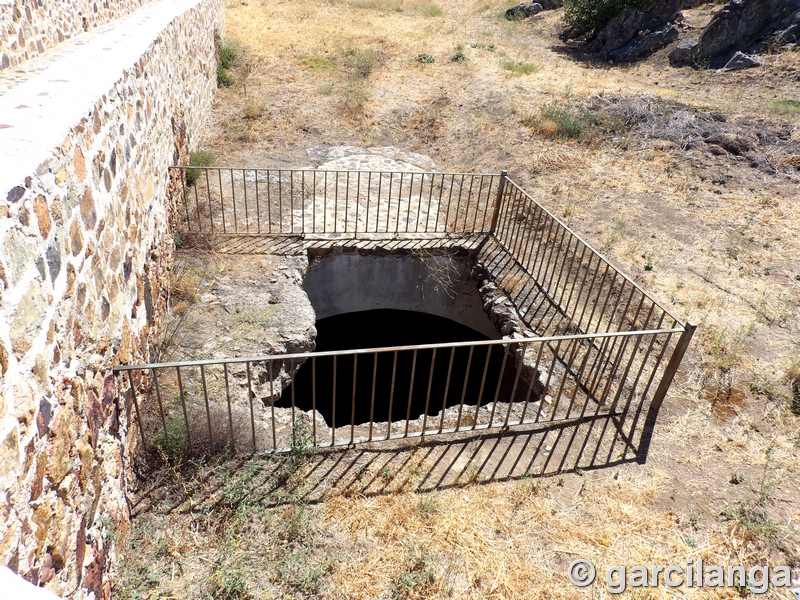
[720,51,760,71]
[505,2,543,20]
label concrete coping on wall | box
[0,0,207,196]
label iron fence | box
[116,327,687,458]
[115,167,695,462]
[174,167,502,236]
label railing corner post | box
[637,322,696,463]
[489,169,508,234]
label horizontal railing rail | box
[116,327,683,457]
[173,167,501,237]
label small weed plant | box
[500,59,538,75]
[416,53,435,63]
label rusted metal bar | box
[488,170,507,233]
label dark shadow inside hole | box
[279,309,522,427]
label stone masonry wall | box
[1,0,154,71]
[0,0,223,596]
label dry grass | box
[119,0,800,597]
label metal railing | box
[116,167,694,462]
[117,328,686,457]
[175,167,502,236]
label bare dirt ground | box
[117,1,800,598]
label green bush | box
[218,41,238,69]
[563,0,656,38]
[185,151,216,186]
[415,53,435,63]
[217,66,234,88]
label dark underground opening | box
[279,309,521,428]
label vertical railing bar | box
[229,169,238,234]
[386,351,398,440]
[200,364,214,452]
[463,174,476,233]
[311,357,317,446]
[535,215,560,285]
[152,367,168,442]
[456,175,467,232]
[434,173,447,233]
[344,171,350,234]
[471,174,484,232]
[301,171,306,234]
[128,371,147,449]
[583,263,612,333]
[404,349,418,437]
[562,243,588,316]
[332,355,337,446]
[355,171,361,235]
[368,353,377,442]
[608,301,656,414]
[562,337,595,420]
[511,189,530,259]
[414,172,424,233]
[519,202,543,272]
[203,168,214,233]
[519,341,545,423]
[176,366,193,455]
[487,345,510,427]
[426,173,438,232]
[534,339,562,423]
[505,187,526,258]
[575,255,603,332]
[438,347,456,433]
[268,360,277,450]
[522,202,547,274]
[471,347,494,431]
[242,169,249,234]
[386,172,393,233]
[290,358,296,431]
[550,231,576,306]
[456,346,474,431]
[323,171,329,234]
[502,345,525,427]
[617,310,665,420]
[542,219,567,295]
[394,172,403,234]
[443,173,455,231]
[178,168,190,232]
[254,169,261,234]
[548,337,582,421]
[376,171,384,233]
[366,171,372,232]
[333,171,339,234]
[406,172,414,233]
[193,173,202,233]
[278,170,283,234]
[532,216,557,284]
[289,171,294,233]
[421,348,437,439]
[223,363,235,454]
[266,169,273,234]
[245,362,256,453]
[350,354,358,445]
[217,169,226,233]
[312,170,317,233]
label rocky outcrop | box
[588,0,681,57]
[560,0,683,62]
[669,0,800,66]
[720,51,761,71]
[609,23,680,62]
[505,0,562,20]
